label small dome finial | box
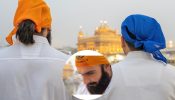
[78,26,84,38]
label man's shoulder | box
[163,64,175,76]
[44,47,70,61]
[0,45,19,58]
[161,64,175,89]
[111,60,128,69]
[111,62,124,74]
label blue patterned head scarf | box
[121,14,167,63]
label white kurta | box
[75,82,90,95]
[0,35,72,100]
[97,51,175,100]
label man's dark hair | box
[46,30,51,44]
[125,27,143,50]
[16,19,51,45]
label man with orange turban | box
[6,0,52,45]
[0,0,71,100]
[75,55,112,95]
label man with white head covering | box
[0,0,71,100]
[97,14,175,100]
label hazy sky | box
[0,0,175,48]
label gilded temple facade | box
[77,22,123,57]
[77,22,124,63]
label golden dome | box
[78,31,84,37]
[95,21,116,35]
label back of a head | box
[121,14,167,64]
[16,20,36,45]
[124,27,144,51]
[6,0,52,45]
[16,20,51,45]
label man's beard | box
[87,66,111,94]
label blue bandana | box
[121,14,167,63]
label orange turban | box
[75,56,109,67]
[6,0,52,45]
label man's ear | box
[121,36,126,48]
[104,64,112,74]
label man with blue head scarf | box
[99,14,175,100]
[121,14,167,63]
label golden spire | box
[78,26,84,38]
[99,20,110,30]
[95,20,113,35]
[99,20,108,28]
